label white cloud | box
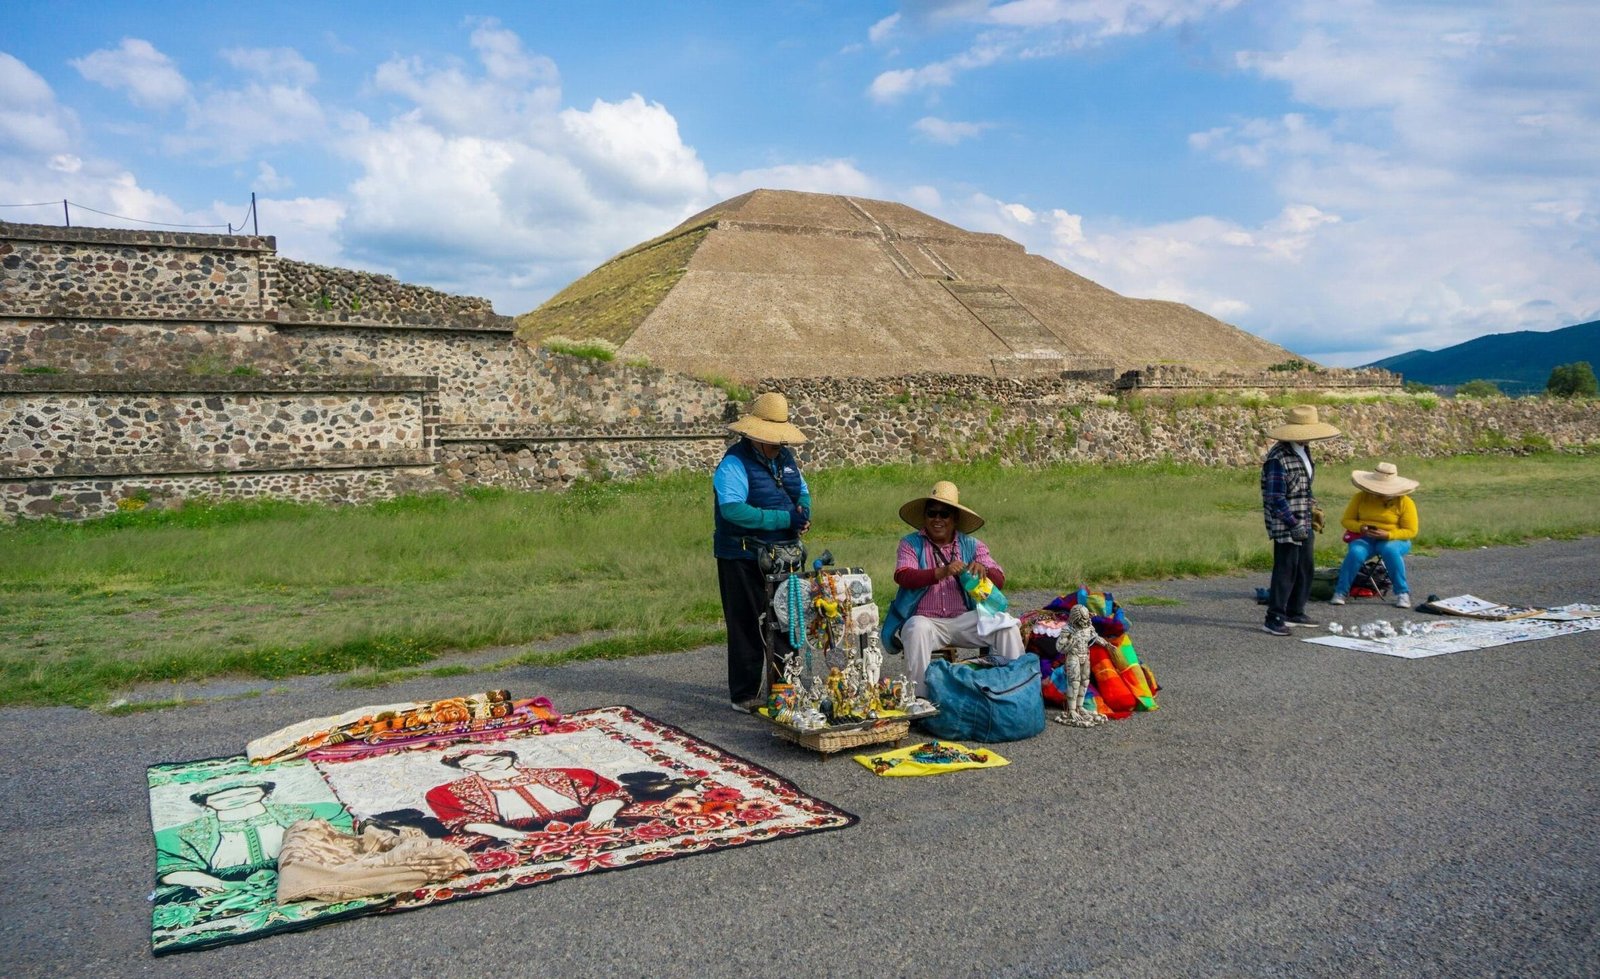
[559,95,709,203]
[170,84,327,161]
[989,0,1242,33]
[71,38,190,109]
[710,160,877,199]
[895,1,1600,363]
[336,25,715,312]
[0,52,77,154]
[254,161,291,191]
[371,21,561,138]
[222,47,318,86]
[869,0,1239,103]
[912,116,994,144]
[869,13,902,44]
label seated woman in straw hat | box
[1331,462,1420,608]
[880,481,1024,697]
[713,392,812,713]
[1260,404,1341,636]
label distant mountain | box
[1365,320,1600,394]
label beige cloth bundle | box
[275,820,472,904]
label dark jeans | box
[1267,536,1316,624]
[717,557,770,703]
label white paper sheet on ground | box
[1423,594,1546,620]
[1529,604,1600,621]
[1303,605,1600,658]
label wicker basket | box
[773,717,912,755]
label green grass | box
[2,454,1597,707]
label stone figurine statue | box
[1053,604,1106,728]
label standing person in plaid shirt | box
[1260,405,1341,636]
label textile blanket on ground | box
[246,691,561,765]
[853,740,1009,776]
[1020,589,1160,719]
[149,705,857,954]
[147,756,392,956]
[1302,604,1600,659]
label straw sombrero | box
[728,392,807,445]
[898,480,985,534]
[1267,404,1341,441]
[1351,462,1419,496]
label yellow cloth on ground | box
[853,740,1009,776]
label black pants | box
[1267,536,1315,624]
[718,557,770,703]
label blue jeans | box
[1335,537,1411,596]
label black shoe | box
[1261,621,1292,636]
[1286,614,1318,627]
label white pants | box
[901,610,1025,697]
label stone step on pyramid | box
[943,282,1063,353]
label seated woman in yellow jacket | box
[1331,462,1419,608]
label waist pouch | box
[920,653,1045,743]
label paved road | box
[2,538,1597,978]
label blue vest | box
[712,440,806,560]
[881,531,977,651]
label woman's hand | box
[938,559,967,580]
[1364,526,1390,540]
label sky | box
[3,1,1597,366]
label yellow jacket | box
[1340,491,1419,540]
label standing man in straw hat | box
[1260,405,1341,636]
[713,392,812,713]
[1333,462,1420,608]
[881,481,1024,696]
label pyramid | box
[517,189,1297,380]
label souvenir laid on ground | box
[148,703,856,955]
[761,563,936,754]
[1021,588,1160,725]
[853,740,1009,776]
[147,756,393,956]
[1304,604,1600,658]
[1417,594,1548,621]
[247,691,561,765]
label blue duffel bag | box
[920,653,1045,743]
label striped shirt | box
[895,534,1003,619]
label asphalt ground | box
[1,537,1597,978]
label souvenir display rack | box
[757,559,936,755]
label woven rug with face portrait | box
[147,705,857,955]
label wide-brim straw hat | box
[728,392,807,445]
[1351,462,1419,496]
[1268,404,1341,441]
[899,480,985,534]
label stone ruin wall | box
[0,222,726,519]
[2,220,1597,520]
[0,373,440,519]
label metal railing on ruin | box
[0,192,259,234]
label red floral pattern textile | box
[312,706,857,914]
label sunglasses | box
[924,508,956,519]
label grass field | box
[2,453,1597,707]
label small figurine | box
[860,632,885,689]
[1053,604,1106,728]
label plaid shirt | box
[1261,441,1317,543]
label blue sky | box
[4,1,1597,366]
